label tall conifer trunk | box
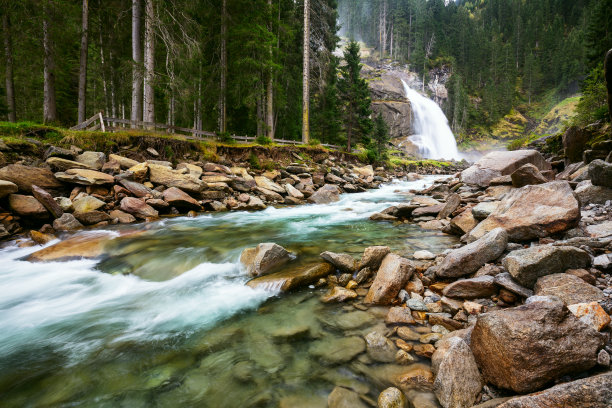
[2,11,16,122]
[143,0,155,124]
[43,0,58,123]
[219,0,227,133]
[77,0,89,124]
[302,0,310,143]
[131,0,142,126]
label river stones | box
[437,193,461,220]
[0,180,18,198]
[8,194,49,219]
[436,228,507,279]
[110,209,137,224]
[493,273,533,298]
[246,263,333,292]
[574,180,612,205]
[73,195,105,214]
[109,154,138,169]
[320,251,357,273]
[385,307,416,325]
[240,243,293,277]
[359,246,391,270]
[327,386,368,408]
[448,208,478,235]
[461,150,550,187]
[28,232,111,262]
[321,286,358,303]
[120,197,159,219]
[55,169,115,186]
[470,297,606,393]
[510,163,547,187]
[75,151,105,170]
[467,181,580,242]
[471,202,499,220]
[46,157,92,172]
[309,336,365,365]
[589,159,612,188]
[31,185,63,218]
[119,179,154,198]
[432,337,482,408]
[441,275,497,299]
[52,213,83,231]
[377,387,407,408]
[502,245,591,288]
[365,331,398,363]
[365,254,414,305]
[497,372,612,408]
[534,273,604,305]
[0,164,63,193]
[308,184,341,204]
[567,302,611,331]
[148,163,206,193]
[162,187,201,210]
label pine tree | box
[338,41,373,151]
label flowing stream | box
[401,79,462,161]
[0,177,457,407]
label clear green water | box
[0,177,457,407]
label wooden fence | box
[71,112,340,149]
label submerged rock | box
[377,387,407,408]
[240,243,293,277]
[309,336,365,365]
[436,228,507,279]
[246,262,333,292]
[470,297,605,393]
[327,386,368,408]
[365,331,398,363]
[321,286,358,303]
[28,233,111,262]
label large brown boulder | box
[0,180,18,198]
[589,159,612,188]
[467,181,580,242]
[442,276,497,299]
[31,185,63,218]
[308,184,341,204]
[436,228,508,279]
[149,163,206,193]
[0,164,63,193]
[8,194,49,219]
[365,254,414,305]
[119,197,158,219]
[470,298,606,394]
[534,273,604,305]
[246,263,333,292]
[562,126,592,163]
[461,150,551,187]
[320,251,357,273]
[162,187,201,211]
[510,164,547,187]
[497,372,612,408]
[55,169,115,185]
[240,243,293,277]
[502,245,591,289]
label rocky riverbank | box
[0,133,465,244]
[242,148,612,407]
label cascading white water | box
[401,79,461,160]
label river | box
[0,176,457,407]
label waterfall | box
[401,79,461,160]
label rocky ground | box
[243,147,612,407]
[0,134,465,245]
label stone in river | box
[461,150,550,187]
[109,209,136,224]
[246,263,333,292]
[437,193,461,220]
[75,151,106,170]
[574,180,612,205]
[534,273,604,305]
[567,302,611,331]
[589,159,612,188]
[442,275,498,299]
[74,210,112,225]
[433,337,482,408]
[54,169,115,185]
[377,387,407,408]
[502,245,591,288]
[493,273,533,298]
[436,228,507,279]
[109,154,138,169]
[0,180,18,198]
[510,163,548,187]
[240,242,293,277]
[497,372,612,408]
[0,164,63,193]
[385,307,416,325]
[46,157,91,172]
[320,251,357,273]
[119,179,154,198]
[365,331,398,363]
[448,208,478,235]
[52,213,83,231]
[327,386,368,408]
[470,297,606,393]
[309,336,365,365]
[307,184,341,204]
[162,187,201,211]
[72,195,105,214]
[148,163,206,193]
[31,185,63,218]
[359,245,390,270]
[119,197,159,219]
[365,254,414,305]
[471,202,499,220]
[28,232,111,262]
[8,194,49,219]
[467,181,580,242]
[321,286,358,303]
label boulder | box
[365,254,414,305]
[245,195,266,210]
[148,163,206,193]
[461,150,551,187]
[254,176,285,194]
[0,164,63,193]
[327,386,368,408]
[0,180,18,198]
[385,307,416,325]
[574,180,612,205]
[44,145,74,160]
[442,276,498,299]
[470,298,606,393]
[176,163,203,178]
[46,157,92,172]
[28,232,110,262]
[497,372,612,408]
[74,210,112,225]
[119,179,154,198]
[109,154,138,169]
[308,184,341,204]
[246,263,334,292]
[471,202,499,220]
[109,209,136,224]
[72,195,106,213]
[8,194,49,219]
[55,169,115,185]
[128,162,149,182]
[321,286,358,303]
[588,159,612,188]
[377,387,407,408]
[240,243,293,277]
[502,246,591,288]
[359,245,391,270]
[437,194,461,220]
[52,213,83,231]
[493,273,533,298]
[567,302,611,332]
[448,208,478,235]
[436,228,508,279]
[55,197,73,212]
[308,336,365,365]
[31,185,63,218]
[320,251,357,273]
[284,183,304,199]
[75,151,105,170]
[562,126,592,163]
[534,273,604,305]
[365,331,398,363]
[510,164,548,187]
[119,197,158,219]
[162,187,201,210]
[467,181,580,242]
[433,337,482,408]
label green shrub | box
[248,152,261,169]
[218,132,235,144]
[308,138,321,146]
[255,135,272,145]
